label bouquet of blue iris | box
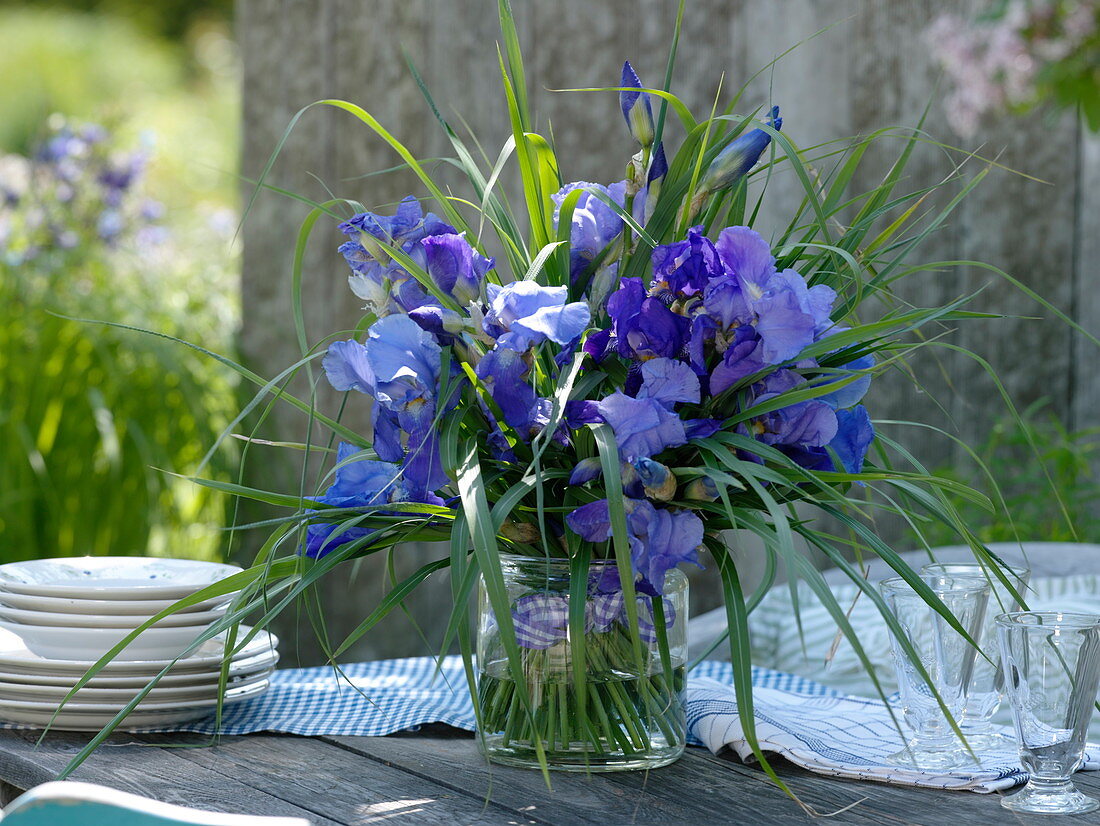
[162,1,1021,782]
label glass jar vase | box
[476,554,687,771]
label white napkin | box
[688,677,1100,793]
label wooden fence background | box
[235,0,1100,664]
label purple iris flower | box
[595,392,688,461]
[565,498,703,595]
[637,357,700,406]
[338,195,454,247]
[483,281,591,352]
[338,196,456,316]
[606,277,689,361]
[629,504,704,595]
[475,347,546,441]
[710,326,767,395]
[831,405,874,474]
[699,106,782,194]
[753,371,838,448]
[820,353,875,410]
[650,226,723,298]
[322,315,447,497]
[620,61,655,147]
[564,399,602,429]
[714,226,835,364]
[420,232,494,305]
[304,443,407,559]
[551,181,626,280]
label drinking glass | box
[921,562,1031,749]
[879,575,990,769]
[996,611,1100,815]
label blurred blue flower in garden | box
[1,119,166,264]
[482,281,591,351]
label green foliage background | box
[0,6,240,561]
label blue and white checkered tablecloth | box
[19,657,1100,793]
[155,657,832,739]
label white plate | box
[0,626,277,674]
[0,620,219,662]
[0,591,236,616]
[0,557,242,600]
[0,649,278,688]
[0,603,228,629]
[0,681,268,730]
[0,706,216,730]
[0,668,273,703]
[0,680,267,713]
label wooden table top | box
[0,725,1096,825]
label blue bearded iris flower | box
[475,347,550,441]
[747,370,838,449]
[304,443,408,559]
[590,359,719,461]
[820,352,875,410]
[483,281,591,352]
[712,226,836,364]
[566,498,704,595]
[650,226,723,298]
[420,232,494,306]
[606,277,689,361]
[776,404,875,476]
[637,357,700,406]
[830,405,874,473]
[620,61,655,148]
[338,196,456,316]
[322,315,448,498]
[551,181,627,280]
[596,392,689,462]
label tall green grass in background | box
[0,7,239,561]
[918,402,1100,547]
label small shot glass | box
[997,611,1100,815]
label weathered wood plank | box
[138,732,537,825]
[322,730,1041,826]
[0,730,336,824]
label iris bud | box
[683,477,720,502]
[620,61,655,148]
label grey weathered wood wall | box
[236,0,1100,664]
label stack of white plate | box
[0,557,278,730]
